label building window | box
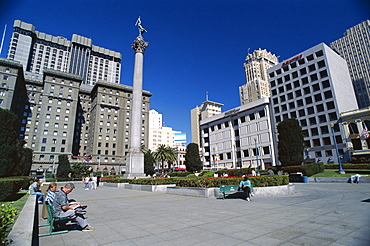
[321,126,329,134]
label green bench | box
[219,185,240,199]
[39,203,72,237]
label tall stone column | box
[124,35,148,178]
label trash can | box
[302,176,308,183]
[289,173,303,182]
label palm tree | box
[153,145,168,173]
[153,145,177,173]
[165,146,178,172]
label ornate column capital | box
[131,36,149,54]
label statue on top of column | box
[135,17,147,36]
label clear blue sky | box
[0,0,369,144]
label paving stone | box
[38,182,370,245]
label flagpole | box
[0,24,7,56]
[330,123,345,174]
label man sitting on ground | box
[53,183,94,232]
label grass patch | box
[4,192,29,213]
[311,169,370,178]
[1,192,28,243]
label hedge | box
[271,163,324,177]
[216,168,251,177]
[0,177,31,201]
[325,164,370,170]
[103,175,289,188]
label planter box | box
[167,187,217,198]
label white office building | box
[268,43,358,164]
[200,97,275,170]
[148,109,186,151]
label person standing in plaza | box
[84,176,90,190]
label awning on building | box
[352,150,370,155]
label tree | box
[144,149,155,176]
[56,154,71,178]
[11,140,33,176]
[153,145,177,173]
[70,162,92,178]
[165,147,178,172]
[184,143,202,172]
[0,109,19,177]
[277,118,304,166]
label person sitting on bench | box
[45,182,57,205]
[53,183,94,232]
[239,176,253,201]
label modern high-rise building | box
[7,20,122,86]
[268,43,358,164]
[239,49,278,105]
[190,100,223,146]
[330,20,370,108]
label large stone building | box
[0,57,152,173]
[340,108,370,163]
[239,49,278,105]
[1,19,152,174]
[7,20,121,86]
[200,97,275,170]
[330,20,370,108]
[268,43,358,164]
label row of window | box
[275,107,337,124]
[206,146,271,161]
[273,92,335,114]
[208,110,266,132]
[272,80,330,100]
[269,50,324,77]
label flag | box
[363,123,369,139]
[84,156,91,162]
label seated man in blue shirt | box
[53,183,94,232]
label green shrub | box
[0,177,25,201]
[169,171,191,177]
[0,202,18,244]
[271,163,324,177]
[200,171,216,177]
[325,164,370,170]
[216,168,251,177]
[103,175,289,187]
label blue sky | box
[0,0,369,144]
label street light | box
[254,138,260,175]
[330,123,345,174]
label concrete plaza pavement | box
[39,182,370,246]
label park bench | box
[39,203,73,237]
[219,185,240,199]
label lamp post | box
[330,123,345,174]
[254,138,260,175]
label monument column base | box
[124,150,146,179]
